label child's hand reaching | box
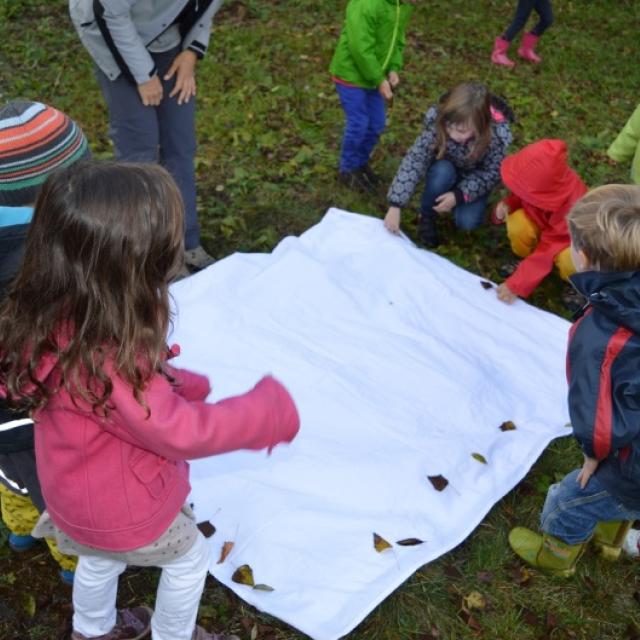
[493,201,509,223]
[384,206,401,234]
[577,454,599,489]
[433,192,456,213]
[497,282,517,304]
[388,71,400,88]
[378,79,393,101]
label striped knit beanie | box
[0,100,89,206]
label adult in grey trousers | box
[69,0,223,272]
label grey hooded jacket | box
[69,0,223,85]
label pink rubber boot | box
[518,32,542,63]
[491,37,515,68]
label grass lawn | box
[1,0,640,638]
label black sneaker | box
[338,168,374,194]
[361,164,381,186]
[418,214,440,248]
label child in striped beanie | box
[0,99,88,585]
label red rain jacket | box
[500,139,587,298]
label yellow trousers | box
[506,208,575,281]
[0,484,76,572]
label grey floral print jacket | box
[387,100,513,208]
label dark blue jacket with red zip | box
[568,269,640,510]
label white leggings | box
[72,532,210,640]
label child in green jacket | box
[607,102,640,185]
[329,0,416,192]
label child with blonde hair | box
[0,161,300,640]
[384,81,513,247]
[509,185,640,575]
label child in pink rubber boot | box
[491,0,554,67]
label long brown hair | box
[434,81,492,161]
[0,161,185,415]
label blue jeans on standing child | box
[420,160,487,230]
[504,0,554,41]
[334,82,386,174]
[541,468,640,545]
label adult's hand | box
[165,50,198,105]
[138,75,163,106]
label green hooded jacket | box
[329,0,414,90]
[608,103,640,185]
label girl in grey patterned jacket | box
[384,82,513,247]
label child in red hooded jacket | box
[492,139,588,304]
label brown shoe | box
[71,606,152,640]
[192,624,240,640]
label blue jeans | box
[96,47,200,250]
[335,83,386,173]
[420,160,487,231]
[541,469,640,545]
[504,0,554,40]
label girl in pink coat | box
[0,161,300,640]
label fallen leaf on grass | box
[443,564,463,580]
[196,521,216,538]
[22,593,36,617]
[511,565,531,586]
[217,541,234,564]
[480,280,493,289]
[458,608,482,631]
[396,538,424,546]
[471,453,487,464]
[232,564,255,586]
[373,533,392,552]
[427,474,449,491]
[520,607,539,626]
[499,420,516,431]
[463,591,487,610]
[476,571,493,583]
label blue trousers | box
[504,0,554,41]
[335,83,386,173]
[420,160,487,231]
[541,469,640,545]
[96,47,200,250]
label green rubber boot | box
[508,527,585,577]
[592,521,632,560]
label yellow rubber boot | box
[509,527,585,577]
[592,521,632,561]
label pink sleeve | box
[109,373,300,461]
[167,365,211,402]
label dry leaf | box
[463,591,487,611]
[396,538,424,546]
[253,583,275,592]
[217,541,234,564]
[471,453,487,464]
[480,280,493,289]
[196,521,216,538]
[232,564,255,586]
[476,571,493,583]
[499,420,517,432]
[373,533,392,552]
[428,474,449,491]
